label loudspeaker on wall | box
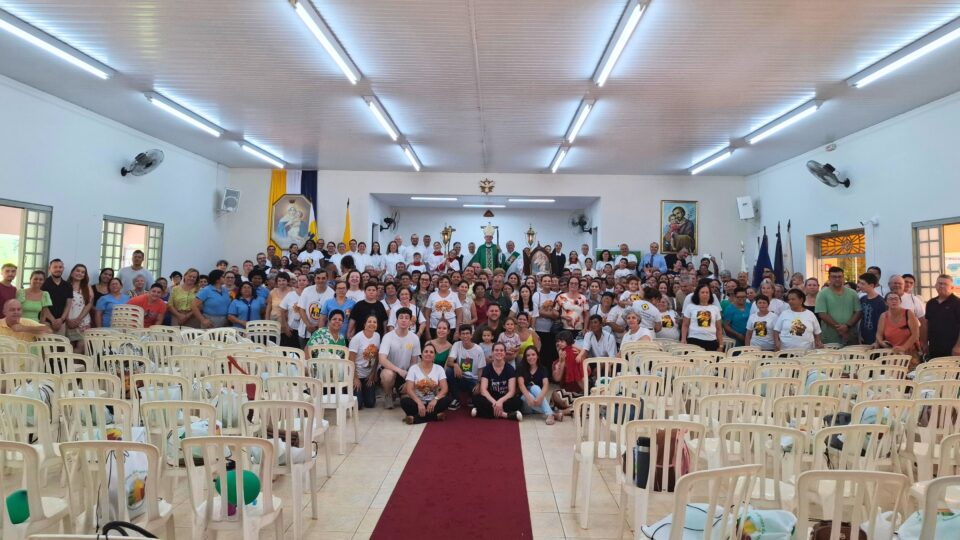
[219,188,241,213]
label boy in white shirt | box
[378,307,422,409]
[445,324,487,410]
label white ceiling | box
[373,193,597,210]
[1,1,959,175]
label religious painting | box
[660,200,698,254]
[271,194,312,249]
[525,244,552,276]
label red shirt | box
[127,295,167,327]
[0,283,15,319]
[562,345,583,385]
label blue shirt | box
[228,297,266,328]
[196,285,232,317]
[321,297,356,338]
[722,302,752,342]
[254,285,269,302]
[95,294,130,327]
[641,253,667,273]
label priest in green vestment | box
[468,227,503,271]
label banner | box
[267,170,318,251]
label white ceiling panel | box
[0,0,959,175]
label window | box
[100,216,163,277]
[913,219,960,299]
[814,230,866,284]
[0,199,52,287]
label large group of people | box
[1,232,959,425]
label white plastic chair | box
[796,470,908,534]
[705,361,752,391]
[204,327,241,344]
[916,379,960,399]
[726,345,761,357]
[719,423,806,511]
[42,353,90,376]
[915,475,960,540]
[130,373,188,425]
[746,377,801,421]
[616,419,706,538]
[0,372,61,435]
[59,373,122,400]
[0,352,43,372]
[605,375,664,419]
[305,343,348,361]
[242,320,281,346]
[59,440,173,537]
[570,396,643,529]
[140,400,218,501]
[310,358,359,454]
[691,393,763,468]
[905,399,960,482]
[773,395,840,434]
[910,433,960,507]
[242,400,320,540]
[857,364,909,380]
[181,436,284,540]
[0,441,71,540]
[672,376,728,420]
[200,374,261,435]
[639,464,761,540]
[110,304,144,329]
[265,376,333,476]
[0,394,61,485]
[862,378,916,400]
[583,357,629,395]
[59,397,133,442]
[807,378,861,414]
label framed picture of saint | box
[271,194,313,248]
[660,200,698,254]
[525,244,552,276]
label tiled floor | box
[27,406,672,539]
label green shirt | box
[306,327,346,351]
[16,290,52,322]
[815,287,861,344]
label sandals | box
[545,414,556,425]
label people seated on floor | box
[349,317,381,406]
[446,324,486,411]
[378,307,421,409]
[517,347,556,424]
[472,343,522,421]
[400,342,451,424]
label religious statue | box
[468,224,503,271]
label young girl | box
[497,317,522,366]
[551,331,583,418]
[479,328,495,362]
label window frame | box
[0,197,53,288]
[100,215,164,278]
[912,216,960,300]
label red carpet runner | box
[371,408,533,539]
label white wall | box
[387,206,593,256]
[747,89,960,278]
[0,76,230,275]
[226,169,750,269]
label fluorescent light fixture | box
[565,98,596,143]
[848,16,960,88]
[363,96,400,141]
[463,204,506,209]
[592,0,647,87]
[549,146,569,173]
[0,9,115,79]
[689,148,732,175]
[292,0,361,84]
[402,144,422,171]
[745,99,821,145]
[240,142,285,169]
[411,196,457,201]
[508,198,556,203]
[146,92,223,137]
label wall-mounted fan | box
[570,213,590,233]
[379,211,399,232]
[121,149,164,176]
[806,160,850,188]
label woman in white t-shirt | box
[621,308,652,345]
[750,280,787,317]
[631,287,663,336]
[348,315,381,409]
[745,295,779,351]
[681,284,724,351]
[368,241,386,276]
[773,289,823,351]
[423,275,462,337]
[400,342,451,424]
[655,296,680,341]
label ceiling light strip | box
[592,0,647,87]
[146,92,224,137]
[565,98,596,144]
[364,95,400,141]
[549,146,569,173]
[463,204,505,208]
[0,9,115,79]
[402,144,422,171]
[240,142,285,169]
[411,196,457,201]
[847,16,960,88]
[507,198,556,203]
[689,148,732,175]
[745,99,821,144]
[291,0,362,84]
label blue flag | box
[774,222,785,286]
[753,228,773,288]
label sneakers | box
[508,411,523,422]
[384,393,394,410]
[470,408,477,417]
[449,398,460,411]
[403,415,414,425]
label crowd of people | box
[1,233,958,426]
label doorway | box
[812,229,866,284]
